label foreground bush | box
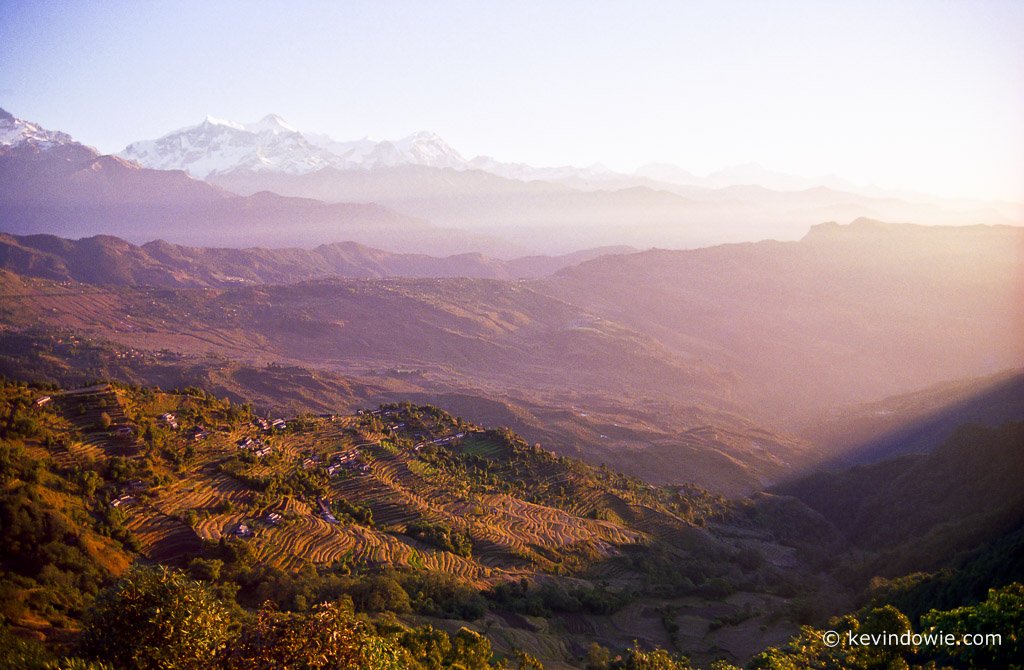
[79,566,232,670]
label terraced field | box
[123,503,203,564]
[11,383,827,668]
[39,392,741,592]
[50,384,142,459]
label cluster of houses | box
[326,448,369,476]
[110,494,135,508]
[112,348,146,360]
[358,407,405,420]
[109,479,148,508]
[253,417,287,432]
[414,432,466,452]
[236,436,272,458]
[233,510,284,538]
[126,478,147,492]
[156,413,286,447]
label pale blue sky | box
[2,0,1022,200]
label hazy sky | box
[2,0,1022,200]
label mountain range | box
[0,109,515,255]
[3,109,1020,253]
[111,112,1023,212]
[118,112,624,181]
[119,115,885,197]
[120,114,470,177]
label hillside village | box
[3,377,849,667]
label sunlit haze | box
[2,0,1022,201]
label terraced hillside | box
[1,381,839,667]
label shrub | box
[79,567,231,670]
[223,601,405,670]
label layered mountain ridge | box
[0,110,511,255]
[113,111,1024,215]
[3,109,1019,253]
[0,232,633,286]
[120,114,473,178]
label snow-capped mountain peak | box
[245,113,298,135]
[119,114,638,182]
[0,108,76,149]
[201,115,246,131]
[119,115,475,176]
[388,131,465,169]
[120,114,340,178]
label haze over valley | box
[3,109,1019,254]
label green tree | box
[79,567,231,670]
[77,469,102,498]
[750,606,914,670]
[512,650,545,669]
[921,583,1024,669]
[223,601,404,669]
[0,621,50,669]
[399,626,451,670]
[187,557,223,582]
[622,643,692,669]
[449,628,493,669]
[352,575,412,613]
[583,642,612,670]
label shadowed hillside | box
[775,422,1024,581]
[801,368,1024,465]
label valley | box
[0,92,1022,669]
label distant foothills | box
[0,232,633,285]
[1,221,1021,496]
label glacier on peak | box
[118,114,476,177]
[245,114,299,135]
[119,114,342,178]
[0,108,77,150]
[201,115,246,131]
